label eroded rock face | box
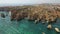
[11,5,60,23]
[11,10,17,20]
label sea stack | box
[1,13,5,18]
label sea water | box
[0,11,60,34]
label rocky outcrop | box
[11,4,60,23]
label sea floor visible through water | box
[0,12,60,34]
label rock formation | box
[11,4,60,23]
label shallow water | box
[0,12,60,34]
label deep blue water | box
[0,12,60,34]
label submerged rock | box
[42,32,45,34]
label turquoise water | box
[0,12,60,34]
